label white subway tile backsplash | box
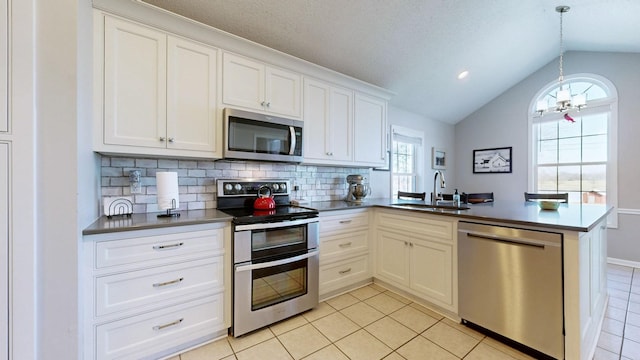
[100,156,370,213]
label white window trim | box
[390,125,425,197]
[527,73,618,228]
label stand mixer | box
[346,174,371,203]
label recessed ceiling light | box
[457,70,469,80]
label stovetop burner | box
[216,178,318,225]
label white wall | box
[454,51,640,263]
[370,105,455,198]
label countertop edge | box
[83,200,612,235]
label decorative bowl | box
[538,200,560,210]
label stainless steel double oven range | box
[217,179,319,337]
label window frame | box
[390,125,424,199]
[528,73,618,227]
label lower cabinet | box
[318,209,372,297]
[375,209,456,312]
[82,222,231,360]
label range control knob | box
[234,184,242,192]
[280,183,287,191]
[224,184,232,192]
[272,184,280,191]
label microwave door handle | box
[288,126,296,155]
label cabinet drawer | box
[95,228,223,269]
[96,257,223,317]
[320,211,369,234]
[320,255,370,294]
[320,230,368,259]
[96,294,224,360]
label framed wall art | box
[473,147,512,174]
[431,147,446,170]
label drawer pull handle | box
[339,242,352,248]
[153,277,184,288]
[153,318,183,331]
[339,220,352,224]
[339,268,352,274]
[153,242,184,250]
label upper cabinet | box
[303,78,353,164]
[303,77,388,167]
[95,13,221,158]
[1,0,7,133]
[222,52,301,119]
[354,93,388,167]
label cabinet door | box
[303,79,353,163]
[265,67,301,118]
[0,0,7,133]
[222,53,264,111]
[328,87,353,161]
[354,93,387,166]
[410,239,453,307]
[303,79,330,160]
[0,143,8,359]
[166,37,219,154]
[103,16,167,148]
[376,230,410,286]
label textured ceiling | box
[140,0,640,124]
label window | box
[529,74,618,226]
[391,126,424,198]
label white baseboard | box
[608,257,640,269]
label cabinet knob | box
[266,102,271,107]
[261,101,266,107]
[326,152,333,156]
[168,137,175,143]
[159,137,166,142]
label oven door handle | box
[234,217,318,231]
[235,250,319,272]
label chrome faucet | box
[433,170,446,204]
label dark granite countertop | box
[83,198,611,235]
[83,209,233,235]
[310,198,612,232]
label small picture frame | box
[473,147,512,174]
[432,147,446,170]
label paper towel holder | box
[157,198,181,218]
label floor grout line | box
[177,264,640,360]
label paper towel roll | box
[156,172,180,210]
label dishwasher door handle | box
[463,231,547,249]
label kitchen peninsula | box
[83,198,610,360]
[314,199,611,360]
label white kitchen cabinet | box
[82,222,231,360]
[96,13,221,158]
[354,93,388,167]
[374,209,456,312]
[0,0,7,133]
[0,142,8,359]
[318,209,372,297]
[222,52,301,118]
[303,78,353,164]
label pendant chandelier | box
[536,6,586,117]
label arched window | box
[528,74,618,227]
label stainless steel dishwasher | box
[458,221,563,359]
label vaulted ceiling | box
[140,0,640,124]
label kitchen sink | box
[390,203,470,211]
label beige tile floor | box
[593,264,640,360]
[170,264,640,360]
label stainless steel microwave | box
[223,108,304,163]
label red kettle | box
[254,185,276,210]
